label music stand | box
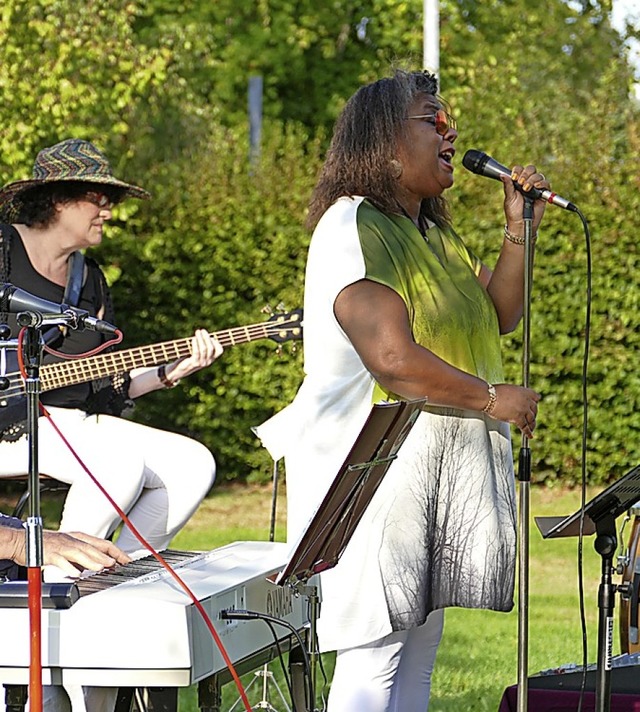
[275,398,426,711]
[535,463,640,712]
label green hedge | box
[92,106,640,487]
[3,0,639,487]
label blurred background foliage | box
[1,0,639,486]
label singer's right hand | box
[489,383,541,438]
[501,165,551,236]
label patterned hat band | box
[0,138,150,218]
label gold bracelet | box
[504,225,538,245]
[482,383,497,416]
[157,363,180,389]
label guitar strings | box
[0,315,302,404]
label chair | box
[1,474,70,520]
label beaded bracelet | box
[504,224,538,245]
[482,383,497,416]
[157,363,180,389]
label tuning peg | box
[261,304,273,315]
[275,302,286,313]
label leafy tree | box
[0,0,171,182]
[1,0,639,486]
[97,121,321,482]
[131,0,431,129]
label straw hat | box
[0,138,150,218]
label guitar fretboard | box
[0,311,302,433]
[39,322,287,392]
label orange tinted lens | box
[434,109,449,136]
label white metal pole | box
[423,0,440,77]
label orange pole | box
[28,566,43,712]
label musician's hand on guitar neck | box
[128,328,223,397]
[165,328,224,382]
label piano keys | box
[0,541,315,688]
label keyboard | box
[0,541,313,687]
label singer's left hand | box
[501,164,551,236]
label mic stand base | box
[594,515,618,712]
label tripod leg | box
[114,688,135,712]
[146,688,178,712]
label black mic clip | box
[16,308,117,334]
[1,283,119,335]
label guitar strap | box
[63,250,85,308]
[48,249,85,342]
[0,225,85,344]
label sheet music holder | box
[534,462,640,712]
[276,398,426,588]
[535,463,640,540]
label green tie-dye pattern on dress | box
[348,200,516,629]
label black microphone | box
[462,149,578,213]
[0,283,119,335]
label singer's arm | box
[334,280,540,437]
[478,166,549,333]
[479,240,531,333]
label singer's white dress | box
[255,196,516,652]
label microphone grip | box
[0,283,13,313]
[511,181,544,202]
[506,178,577,212]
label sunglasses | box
[84,191,115,209]
[405,108,457,136]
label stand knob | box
[595,533,617,557]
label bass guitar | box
[0,309,302,432]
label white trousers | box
[327,609,445,712]
[0,407,216,559]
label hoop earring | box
[390,159,403,179]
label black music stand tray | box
[276,398,425,712]
[535,463,640,712]
[277,398,426,588]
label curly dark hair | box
[9,182,127,227]
[306,69,451,231]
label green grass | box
[0,481,630,711]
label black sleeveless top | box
[0,224,133,440]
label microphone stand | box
[17,312,81,712]
[23,325,45,712]
[516,195,535,712]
